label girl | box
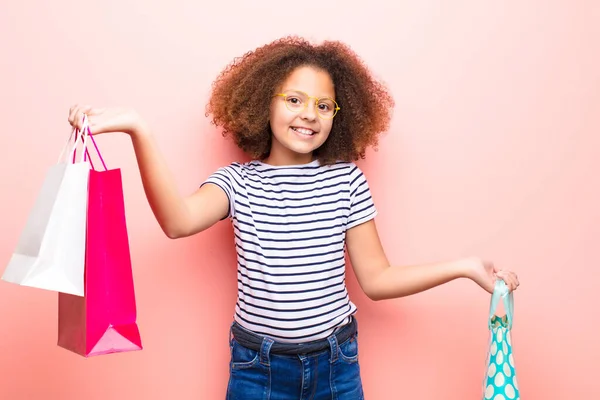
[68,36,519,399]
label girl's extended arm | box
[68,106,229,239]
[345,220,519,300]
[130,128,229,238]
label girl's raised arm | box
[68,105,229,239]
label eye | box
[286,96,303,105]
[318,99,335,112]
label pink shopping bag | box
[57,132,142,357]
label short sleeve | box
[347,164,377,229]
[200,165,237,219]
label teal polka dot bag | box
[482,280,521,400]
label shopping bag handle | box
[487,279,514,330]
[82,125,107,171]
[58,115,90,164]
[61,115,107,171]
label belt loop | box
[259,337,275,366]
[229,322,234,347]
[327,333,339,363]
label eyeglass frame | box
[273,90,341,120]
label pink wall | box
[1,1,598,399]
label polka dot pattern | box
[482,316,520,400]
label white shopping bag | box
[2,119,92,296]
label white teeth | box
[292,127,314,136]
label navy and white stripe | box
[202,159,377,343]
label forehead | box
[280,66,335,98]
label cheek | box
[269,107,293,130]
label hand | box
[464,257,520,294]
[68,105,147,137]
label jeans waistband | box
[230,317,358,356]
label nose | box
[300,100,318,121]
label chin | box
[287,142,325,155]
[289,137,328,153]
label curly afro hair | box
[205,36,394,165]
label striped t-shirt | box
[202,159,377,343]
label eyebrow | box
[282,89,335,99]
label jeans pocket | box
[230,339,261,369]
[227,339,270,400]
[337,334,359,364]
[331,333,363,399]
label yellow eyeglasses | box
[274,90,340,120]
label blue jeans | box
[226,324,365,399]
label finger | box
[71,110,81,142]
[496,271,516,292]
[69,105,92,126]
[495,270,506,280]
[80,107,89,123]
[512,276,520,291]
[504,271,518,289]
[511,272,520,287]
[68,104,80,125]
[79,105,93,121]
[499,272,516,291]
[74,109,86,131]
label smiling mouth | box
[291,127,316,136]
